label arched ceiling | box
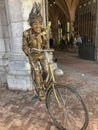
[48,0,79,22]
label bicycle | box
[29,48,89,130]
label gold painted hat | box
[28,2,43,26]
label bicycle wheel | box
[46,84,89,130]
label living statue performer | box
[22,2,51,100]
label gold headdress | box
[28,2,43,26]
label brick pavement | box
[0,51,98,130]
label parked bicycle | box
[29,48,89,130]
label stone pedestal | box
[7,54,33,91]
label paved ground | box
[0,51,98,130]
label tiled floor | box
[0,51,98,130]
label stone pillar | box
[70,20,74,34]
[5,0,47,91]
[6,0,33,91]
[52,16,59,45]
[0,1,9,83]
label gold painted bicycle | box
[30,48,89,130]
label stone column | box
[70,20,74,34]
[52,16,59,45]
[0,1,7,83]
[6,0,47,91]
[5,0,33,91]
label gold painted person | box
[22,2,51,100]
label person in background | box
[60,35,67,51]
[60,35,65,50]
[69,33,74,49]
[76,34,82,46]
[83,34,89,44]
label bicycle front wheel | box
[46,84,89,130]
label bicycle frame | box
[49,65,63,108]
[38,49,64,107]
[30,48,63,107]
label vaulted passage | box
[48,0,97,60]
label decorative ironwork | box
[75,0,97,60]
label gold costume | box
[22,28,50,99]
[22,2,51,100]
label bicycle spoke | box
[46,85,89,130]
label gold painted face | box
[32,21,42,34]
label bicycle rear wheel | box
[46,84,89,130]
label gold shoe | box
[38,89,45,101]
[39,96,45,101]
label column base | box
[0,66,7,84]
[0,53,8,84]
[7,73,33,91]
[7,54,34,91]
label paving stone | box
[0,51,98,130]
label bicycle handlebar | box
[31,48,54,52]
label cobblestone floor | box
[0,51,98,130]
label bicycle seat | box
[54,68,64,76]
